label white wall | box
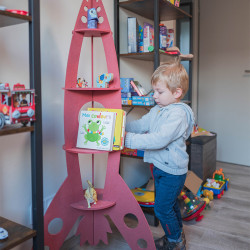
[198,0,250,166]
[0,0,118,249]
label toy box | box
[184,171,203,195]
[121,147,144,157]
[167,29,174,48]
[143,23,154,52]
[120,78,134,93]
[175,0,181,7]
[121,98,132,105]
[132,96,155,106]
[127,17,138,53]
[138,25,144,52]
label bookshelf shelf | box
[63,145,110,154]
[64,87,121,91]
[0,10,31,27]
[0,124,34,136]
[71,200,116,211]
[121,154,143,160]
[120,52,192,61]
[75,28,110,37]
[0,216,36,250]
[119,0,192,21]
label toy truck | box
[0,83,35,129]
[203,168,229,199]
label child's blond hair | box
[151,61,189,99]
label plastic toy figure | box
[84,180,97,208]
[76,77,88,88]
[0,83,35,129]
[87,8,98,29]
[96,73,113,88]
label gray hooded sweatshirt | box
[125,102,195,175]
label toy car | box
[203,180,226,199]
[0,83,35,129]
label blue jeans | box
[153,166,186,241]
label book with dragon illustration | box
[88,108,126,150]
[76,110,116,151]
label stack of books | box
[121,79,155,106]
[76,108,126,151]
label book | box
[120,110,126,150]
[76,110,116,151]
[88,108,126,151]
[127,17,138,53]
[143,23,154,52]
[130,80,148,96]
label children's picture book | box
[88,108,126,150]
[76,110,116,151]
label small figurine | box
[87,8,99,29]
[96,73,114,88]
[84,180,97,208]
[0,227,8,240]
[76,77,88,88]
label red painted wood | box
[44,1,155,249]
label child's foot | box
[154,235,168,250]
[165,238,186,250]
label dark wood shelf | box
[121,154,143,159]
[122,100,191,109]
[120,52,192,62]
[119,0,192,21]
[0,216,36,250]
[0,10,31,28]
[0,124,34,136]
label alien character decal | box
[83,119,105,146]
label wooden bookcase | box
[114,0,193,225]
[0,1,43,249]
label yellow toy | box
[131,188,154,207]
[203,189,214,201]
[84,180,97,208]
[203,197,210,205]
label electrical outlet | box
[29,194,55,225]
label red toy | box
[6,9,29,15]
[0,83,35,129]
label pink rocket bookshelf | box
[44,1,155,249]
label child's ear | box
[173,88,183,99]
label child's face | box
[152,80,178,107]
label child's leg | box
[153,167,186,241]
[173,197,183,231]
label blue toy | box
[87,8,98,29]
[96,73,113,88]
